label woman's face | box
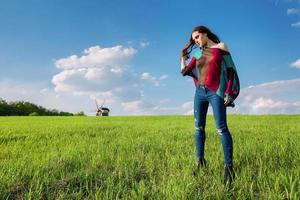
[192,31,208,47]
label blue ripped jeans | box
[194,85,233,166]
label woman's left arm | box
[224,68,234,106]
[219,43,236,105]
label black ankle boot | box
[223,165,235,184]
[192,158,206,176]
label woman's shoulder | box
[215,42,230,53]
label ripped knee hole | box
[195,126,205,131]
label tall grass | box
[0,115,299,199]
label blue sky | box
[0,0,300,115]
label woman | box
[180,25,240,183]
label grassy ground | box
[0,115,299,199]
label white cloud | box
[140,41,150,48]
[52,67,139,100]
[291,21,300,27]
[252,97,292,109]
[290,59,300,69]
[287,8,300,15]
[181,101,193,115]
[40,88,49,95]
[54,45,137,70]
[121,100,157,115]
[52,45,145,102]
[231,78,300,114]
[182,101,193,110]
[250,97,300,114]
[141,72,168,86]
[51,44,169,115]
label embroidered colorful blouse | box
[181,47,240,107]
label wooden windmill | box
[95,99,110,116]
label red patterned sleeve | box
[181,57,196,76]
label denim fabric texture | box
[194,85,233,166]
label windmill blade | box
[95,100,99,109]
[100,99,105,108]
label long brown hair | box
[181,26,220,60]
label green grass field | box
[0,115,299,199]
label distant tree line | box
[0,98,85,116]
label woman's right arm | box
[180,56,196,76]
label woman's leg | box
[194,86,209,160]
[207,89,233,166]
